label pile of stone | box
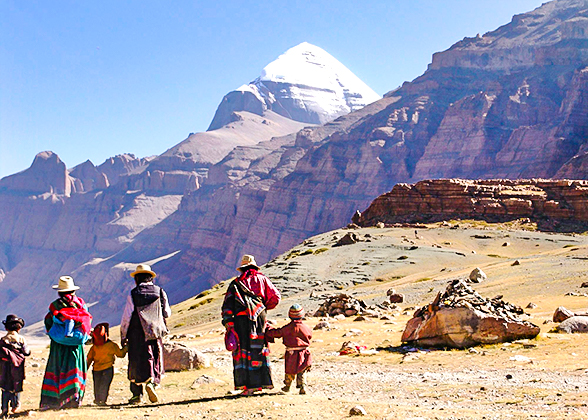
[313,294,368,317]
[416,279,525,321]
[402,279,539,348]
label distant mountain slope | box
[0,43,381,324]
[5,0,588,327]
[117,0,588,303]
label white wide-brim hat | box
[52,276,80,292]
[237,254,259,271]
[130,264,157,278]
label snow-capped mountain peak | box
[208,42,381,130]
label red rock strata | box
[355,179,588,231]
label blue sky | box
[0,0,544,178]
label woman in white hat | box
[221,254,281,395]
[120,264,171,404]
[40,276,92,410]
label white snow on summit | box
[258,42,380,112]
[208,42,381,130]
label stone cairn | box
[313,294,368,317]
[413,279,525,321]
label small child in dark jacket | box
[266,304,312,394]
[87,323,127,405]
[0,315,30,417]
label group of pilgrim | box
[0,254,313,415]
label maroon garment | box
[266,320,312,375]
[0,341,27,393]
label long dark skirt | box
[232,315,273,390]
[40,341,86,409]
[127,316,163,385]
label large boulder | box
[401,280,540,348]
[163,342,210,371]
[556,316,588,334]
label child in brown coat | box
[87,323,127,405]
[0,315,30,417]
[266,304,312,394]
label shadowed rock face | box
[0,151,74,195]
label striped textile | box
[40,340,86,409]
[288,304,304,320]
[40,297,88,410]
[222,276,274,390]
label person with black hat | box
[0,314,30,417]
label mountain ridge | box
[4,0,588,326]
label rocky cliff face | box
[158,0,588,288]
[355,179,588,231]
[5,1,588,326]
[0,43,381,324]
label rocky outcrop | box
[0,151,75,196]
[356,179,588,231]
[556,316,588,333]
[69,160,109,192]
[402,280,540,348]
[430,1,588,72]
[96,154,152,187]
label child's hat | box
[2,314,24,329]
[288,304,304,320]
[92,323,109,346]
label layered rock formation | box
[355,179,588,231]
[0,151,75,196]
[6,1,588,327]
[0,43,383,324]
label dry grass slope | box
[17,222,588,419]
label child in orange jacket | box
[87,323,127,405]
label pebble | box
[349,405,367,416]
[313,321,331,330]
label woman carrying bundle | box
[40,276,92,410]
